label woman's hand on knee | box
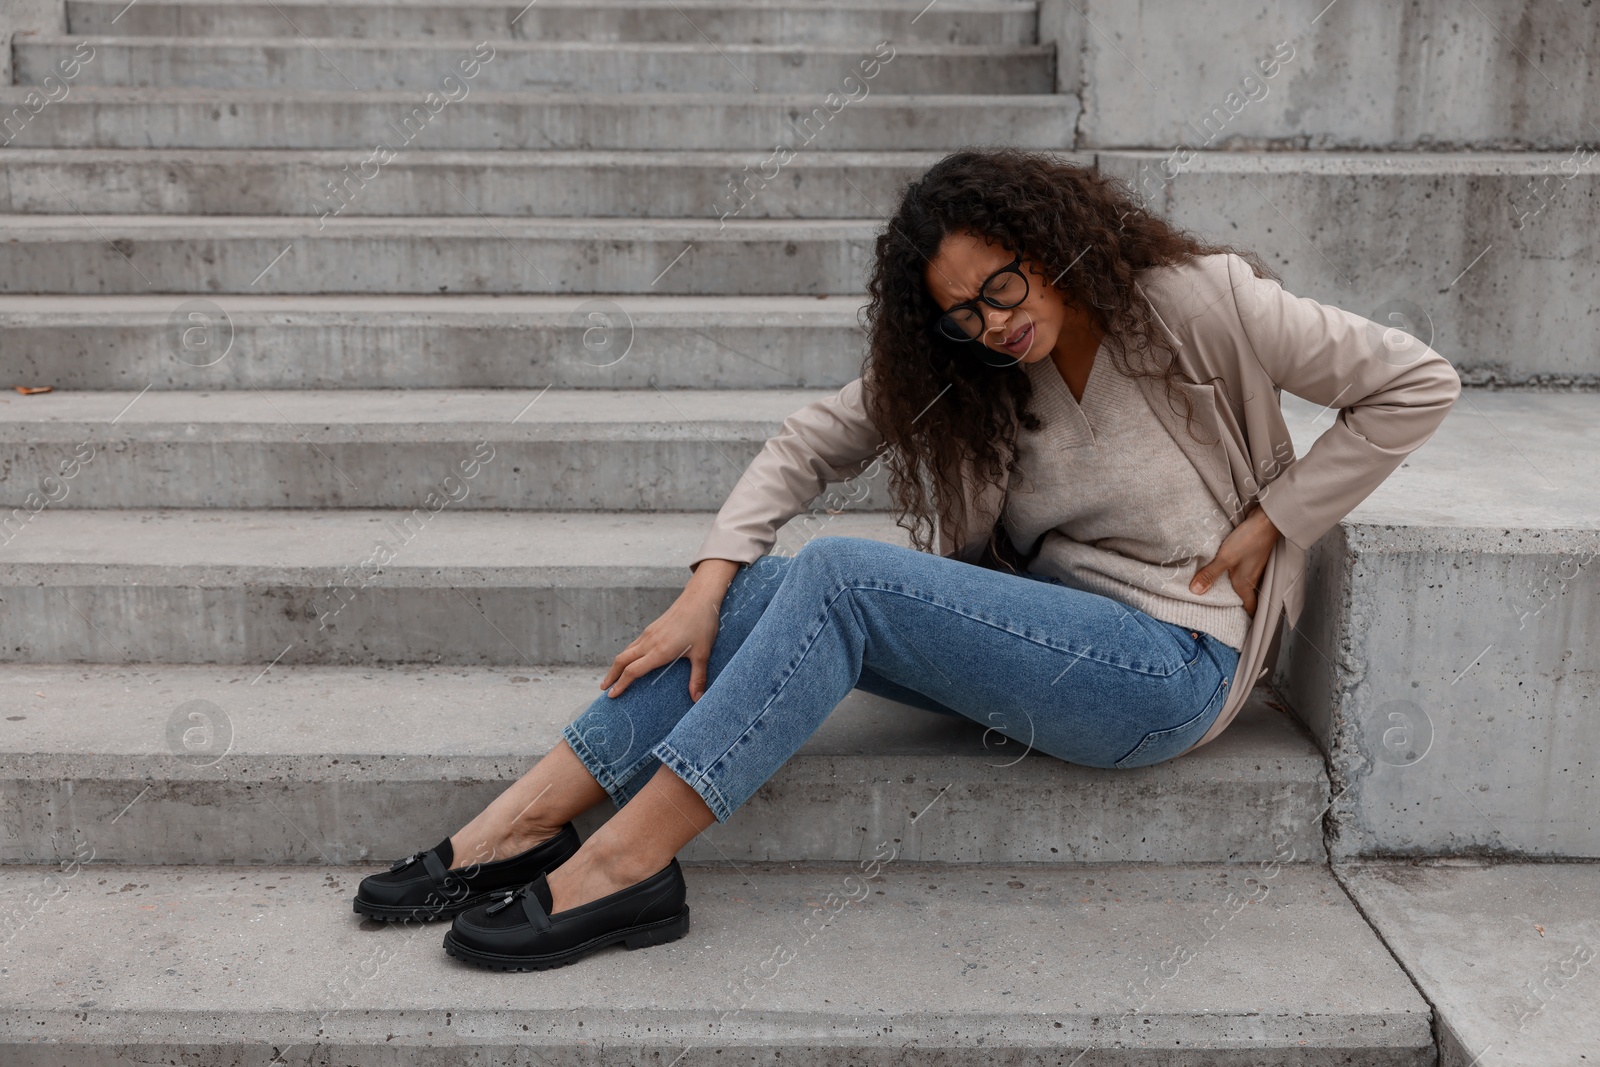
[600,589,721,700]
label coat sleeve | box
[689,377,887,570]
[1223,253,1462,551]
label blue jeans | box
[561,536,1239,824]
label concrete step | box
[1096,151,1600,388]
[17,37,1055,94]
[0,860,1434,1064]
[0,87,1078,150]
[1275,391,1600,861]
[0,665,1328,865]
[65,0,1040,45]
[1339,860,1600,1067]
[0,388,900,510]
[0,294,868,390]
[0,148,953,218]
[0,509,904,664]
[0,216,886,295]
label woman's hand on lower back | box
[599,559,740,700]
[1188,506,1281,616]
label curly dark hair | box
[859,146,1277,560]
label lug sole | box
[442,905,692,971]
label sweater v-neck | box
[1024,340,1112,449]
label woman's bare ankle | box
[545,838,667,914]
[447,820,564,871]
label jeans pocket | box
[1112,673,1229,769]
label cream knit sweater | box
[1001,349,1252,650]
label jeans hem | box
[650,739,736,824]
[560,720,639,809]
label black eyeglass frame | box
[933,254,1030,343]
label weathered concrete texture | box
[65,0,1040,45]
[0,87,1080,150]
[1340,861,1600,1067]
[0,665,1326,866]
[0,293,871,390]
[0,510,907,664]
[1276,392,1600,860]
[1049,0,1599,149]
[0,0,65,82]
[16,37,1056,94]
[0,861,1433,1064]
[0,216,881,295]
[0,148,954,217]
[0,388,900,510]
[1095,152,1600,387]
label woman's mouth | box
[1001,321,1034,354]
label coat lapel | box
[1134,374,1244,522]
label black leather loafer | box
[352,823,581,922]
[442,857,690,970]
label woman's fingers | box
[598,590,722,700]
[1189,548,1232,595]
[1235,575,1260,617]
[604,645,665,698]
[598,638,643,691]
[688,647,710,701]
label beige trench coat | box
[690,252,1461,755]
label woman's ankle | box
[447,820,563,871]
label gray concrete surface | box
[1277,393,1600,860]
[0,666,1326,866]
[0,148,951,217]
[16,37,1055,94]
[1040,0,1598,149]
[0,0,64,83]
[0,293,872,390]
[0,861,1433,1063]
[0,387,899,510]
[65,0,1039,45]
[0,216,875,295]
[1341,861,1600,1067]
[0,510,908,664]
[1095,152,1600,387]
[0,87,1079,149]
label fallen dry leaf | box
[1536,924,1546,937]
[14,385,53,395]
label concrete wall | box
[0,0,65,83]
[1039,0,1599,149]
[1095,152,1600,386]
[1280,524,1599,860]
[1275,394,1600,860]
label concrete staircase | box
[0,1,1594,1064]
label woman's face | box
[921,229,1077,366]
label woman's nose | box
[982,306,1011,340]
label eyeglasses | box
[933,254,1029,343]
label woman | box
[354,148,1461,971]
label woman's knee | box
[789,535,902,585]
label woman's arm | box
[1222,254,1462,552]
[689,376,887,568]
[602,382,884,699]
[682,557,743,615]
